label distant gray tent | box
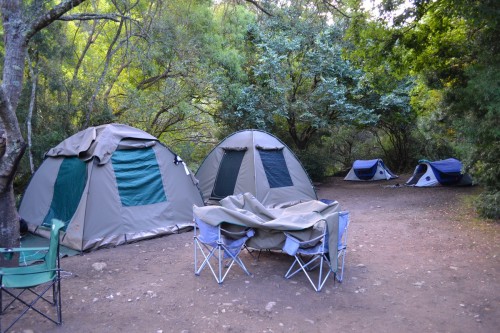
[344,159,398,181]
[19,123,204,251]
[195,129,317,207]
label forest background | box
[0,0,498,247]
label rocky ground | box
[4,176,499,333]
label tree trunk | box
[0,91,26,249]
[0,185,20,267]
[0,4,28,247]
[0,0,87,247]
[0,184,19,253]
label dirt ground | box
[5,176,500,333]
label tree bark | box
[0,185,19,265]
[0,86,26,248]
[0,0,29,247]
[0,0,87,247]
[26,52,39,174]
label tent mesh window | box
[111,147,167,206]
[257,147,293,188]
[42,157,88,230]
[211,148,247,199]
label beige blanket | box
[193,193,341,271]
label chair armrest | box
[283,232,326,256]
[220,223,255,239]
[284,232,324,246]
[221,227,254,239]
[1,247,49,262]
[0,247,49,253]
[0,267,59,276]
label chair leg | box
[0,282,60,333]
[285,254,334,292]
[1,286,3,333]
[317,254,333,291]
[194,239,218,278]
[217,244,252,283]
[336,247,347,282]
[284,258,302,279]
[194,238,252,284]
[317,255,324,290]
[57,259,62,325]
[193,239,227,284]
[296,256,321,292]
[217,245,223,283]
[222,247,251,277]
[56,277,62,324]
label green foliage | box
[295,147,328,182]
[372,78,422,171]
[448,63,500,219]
[216,5,376,150]
[476,192,500,221]
[5,0,498,221]
[344,5,425,172]
[374,0,500,218]
[13,0,239,178]
[321,127,382,174]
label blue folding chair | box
[283,211,350,291]
[193,216,254,284]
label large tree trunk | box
[0,0,87,248]
[0,4,29,247]
[0,184,19,267]
[0,185,20,262]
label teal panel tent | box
[19,124,204,251]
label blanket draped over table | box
[193,193,341,271]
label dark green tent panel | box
[42,157,87,230]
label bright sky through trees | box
[362,0,413,23]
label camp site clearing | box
[11,176,499,333]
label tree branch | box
[321,0,351,19]
[57,13,124,22]
[243,0,273,17]
[26,0,87,41]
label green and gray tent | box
[19,123,203,251]
[195,129,317,207]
